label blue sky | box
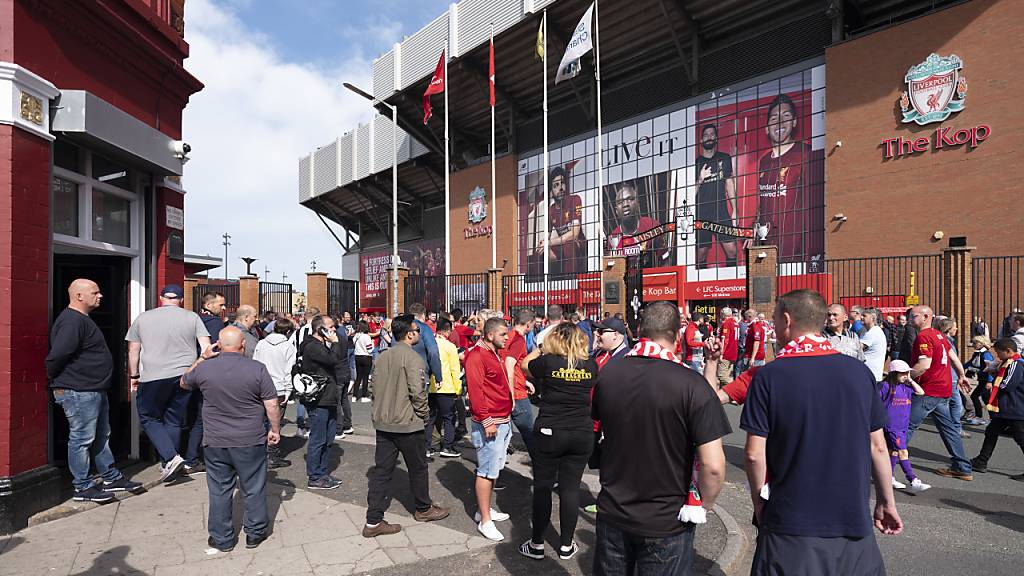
[181,0,449,289]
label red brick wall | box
[825,0,1024,259]
[0,126,51,476]
[447,156,518,274]
[155,187,184,293]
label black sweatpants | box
[530,428,593,547]
[975,416,1024,465]
[354,355,373,399]
[366,430,431,525]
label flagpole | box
[542,10,550,315]
[594,0,605,312]
[490,24,497,271]
[444,41,451,306]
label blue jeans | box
[908,394,972,473]
[306,405,337,481]
[511,398,535,454]
[296,402,308,429]
[347,349,356,383]
[948,379,964,433]
[471,421,512,479]
[205,445,268,548]
[52,389,123,491]
[593,516,695,576]
[136,375,190,463]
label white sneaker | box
[160,454,185,483]
[891,478,906,489]
[477,520,504,541]
[474,508,510,523]
[360,398,371,403]
[907,478,931,493]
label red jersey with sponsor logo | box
[719,316,740,363]
[502,328,530,400]
[610,216,667,251]
[914,327,953,398]
[757,142,810,261]
[683,323,703,362]
[744,321,767,361]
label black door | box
[50,254,132,464]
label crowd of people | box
[44,276,1024,572]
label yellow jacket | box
[431,337,463,395]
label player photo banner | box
[693,220,753,239]
[608,222,676,257]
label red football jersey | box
[551,194,582,232]
[914,327,953,398]
[744,321,767,361]
[757,142,810,261]
[719,316,739,362]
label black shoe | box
[493,478,506,491]
[268,456,292,470]
[308,477,342,490]
[207,537,235,553]
[970,458,988,473]
[102,477,144,493]
[183,462,206,475]
[245,533,268,549]
[73,485,116,504]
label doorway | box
[50,254,133,464]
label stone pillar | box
[183,277,199,312]
[942,245,974,359]
[746,245,778,317]
[603,256,627,319]
[238,275,260,310]
[386,267,409,317]
[487,268,503,314]
[306,272,328,315]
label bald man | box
[182,325,281,551]
[907,305,973,480]
[47,279,143,503]
[232,305,259,358]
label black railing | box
[404,275,446,313]
[448,273,489,315]
[502,272,602,320]
[327,278,359,317]
[780,255,942,315]
[972,256,1024,339]
[259,281,293,316]
[192,283,239,316]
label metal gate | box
[192,283,239,316]
[448,273,489,315]
[624,257,645,334]
[327,278,359,317]
[259,281,293,315]
[973,256,1024,338]
[404,275,446,313]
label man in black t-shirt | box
[591,301,730,575]
[695,124,739,268]
[741,289,903,575]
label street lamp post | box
[344,82,399,317]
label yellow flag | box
[535,17,544,61]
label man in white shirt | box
[860,308,887,382]
[534,304,568,349]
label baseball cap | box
[595,317,627,336]
[888,359,912,373]
[160,284,184,299]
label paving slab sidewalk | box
[1,467,495,576]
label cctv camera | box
[170,140,191,159]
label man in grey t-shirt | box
[126,284,211,482]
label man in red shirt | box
[608,183,667,268]
[717,307,740,387]
[465,317,513,541]
[744,316,767,368]
[683,313,706,372]
[906,305,972,480]
[757,93,812,263]
[503,309,537,456]
[534,166,584,275]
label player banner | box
[693,220,754,239]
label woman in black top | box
[518,322,598,561]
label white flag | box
[555,3,594,84]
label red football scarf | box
[986,354,1021,413]
[774,333,838,358]
[626,338,705,523]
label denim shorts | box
[471,420,512,479]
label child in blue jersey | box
[880,360,930,492]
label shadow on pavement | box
[69,545,143,576]
[942,498,1024,532]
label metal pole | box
[490,24,497,271]
[595,0,605,312]
[392,104,399,318]
[444,40,451,309]
[542,10,550,315]
[222,232,231,280]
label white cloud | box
[182,0,384,290]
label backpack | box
[291,341,328,405]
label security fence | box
[972,256,1024,338]
[259,281,293,316]
[502,272,602,321]
[192,283,239,316]
[404,274,490,315]
[327,278,359,317]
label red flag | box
[423,50,446,124]
[489,38,495,108]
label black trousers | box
[354,356,373,399]
[751,530,885,575]
[970,382,990,420]
[426,393,457,452]
[975,416,1024,465]
[366,430,431,524]
[531,428,593,547]
[337,380,353,429]
[454,390,469,437]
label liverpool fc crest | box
[899,53,967,126]
[468,186,487,224]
